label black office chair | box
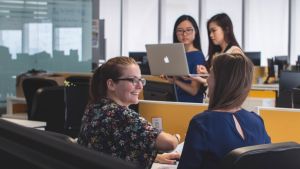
[292,88,300,108]
[22,78,58,119]
[30,86,65,134]
[64,81,90,138]
[65,75,91,84]
[221,142,300,169]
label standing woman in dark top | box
[166,15,206,103]
[77,57,180,169]
[195,13,244,84]
[178,53,271,169]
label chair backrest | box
[292,88,300,108]
[31,86,65,133]
[22,78,58,119]
[221,142,300,169]
[65,75,91,84]
[64,81,90,138]
[0,119,140,169]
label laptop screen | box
[145,43,190,76]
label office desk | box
[151,163,177,169]
[249,84,278,99]
[1,117,46,129]
[252,83,279,91]
[6,95,26,117]
[258,106,300,143]
[139,100,208,141]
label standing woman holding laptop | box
[166,14,206,103]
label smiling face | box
[209,21,226,46]
[176,20,196,46]
[106,64,143,107]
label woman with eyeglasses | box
[77,56,180,169]
[164,15,206,103]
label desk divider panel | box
[248,90,277,98]
[258,107,300,143]
[139,100,208,141]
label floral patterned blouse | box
[77,98,161,169]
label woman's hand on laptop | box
[160,74,176,83]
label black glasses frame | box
[115,77,146,86]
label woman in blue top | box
[167,15,206,103]
[178,53,271,169]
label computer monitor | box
[264,58,275,84]
[143,81,177,102]
[291,55,300,72]
[276,71,300,108]
[0,119,140,169]
[274,55,288,77]
[129,52,151,75]
[244,51,261,66]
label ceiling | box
[0,0,92,29]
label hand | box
[196,65,208,74]
[155,152,181,164]
[163,75,176,83]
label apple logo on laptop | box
[163,56,170,63]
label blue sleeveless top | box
[176,50,206,103]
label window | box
[122,0,158,56]
[201,0,242,56]
[244,0,288,66]
[291,0,300,65]
[54,28,82,61]
[0,0,92,104]
[100,0,121,60]
[24,23,53,56]
[0,30,22,59]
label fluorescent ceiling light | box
[1,0,24,4]
[0,10,10,13]
[26,1,47,5]
[33,11,47,15]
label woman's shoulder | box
[192,110,223,122]
[226,46,244,55]
[186,50,205,63]
[237,109,264,121]
[187,50,204,56]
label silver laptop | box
[145,43,208,77]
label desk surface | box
[1,117,46,128]
[151,163,177,169]
[251,83,279,91]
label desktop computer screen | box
[274,55,288,77]
[143,81,177,102]
[277,71,300,108]
[129,52,151,75]
[264,58,275,84]
[244,51,261,66]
